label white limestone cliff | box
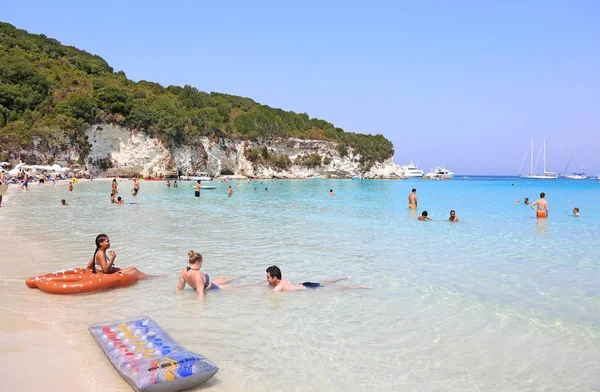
[83,124,406,179]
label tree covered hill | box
[0,22,393,166]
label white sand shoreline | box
[0,180,126,392]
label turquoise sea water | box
[1,177,599,391]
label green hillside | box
[0,22,393,167]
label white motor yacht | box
[432,165,454,178]
[181,172,212,181]
[400,161,424,178]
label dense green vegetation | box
[0,22,394,167]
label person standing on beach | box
[22,172,29,191]
[531,192,548,218]
[228,185,233,197]
[0,171,5,208]
[408,189,417,209]
[195,181,201,197]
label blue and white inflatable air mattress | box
[89,315,219,392]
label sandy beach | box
[0,179,123,391]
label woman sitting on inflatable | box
[86,234,151,279]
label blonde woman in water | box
[176,250,244,300]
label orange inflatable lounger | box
[26,268,138,294]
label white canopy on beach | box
[7,163,26,176]
[0,162,10,167]
[51,164,67,172]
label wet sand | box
[0,308,88,391]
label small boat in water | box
[180,172,212,181]
[562,153,588,179]
[423,165,454,180]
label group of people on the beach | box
[85,234,368,301]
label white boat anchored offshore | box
[400,161,424,178]
[519,138,558,179]
[181,172,212,181]
[432,165,454,178]
[423,166,454,180]
[562,153,588,180]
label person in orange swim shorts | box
[408,188,417,209]
[531,192,548,218]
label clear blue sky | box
[4,1,599,174]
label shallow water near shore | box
[1,177,600,391]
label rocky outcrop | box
[84,124,406,178]
[4,123,406,179]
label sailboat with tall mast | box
[519,138,558,179]
[562,153,588,179]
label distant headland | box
[0,22,405,179]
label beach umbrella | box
[0,162,10,167]
[51,164,66,172]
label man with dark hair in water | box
[408,189,417,209]
[418,211,432,221]
[195,180,201,197]
[448,210,459,222]
[531,192,548,218]
[265,265,368,292]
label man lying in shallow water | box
[265,265,369,292]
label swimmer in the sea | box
[265,265,368,292]
[116,196,124,205]
[195,180,201,197]
[111,179,118,195]
[176,250,244,301]
[573,207,579,216]
[61,199,68,206]
[68,181,73,192]
[448,210,459,222]
[329,189,334,196]
[131,176,140,197]
[531,192,548,218]
[85,234,151,279]
[418,211,432,221]
[408,189,417,209]
[174,180,178,189]
[228,185,233,197]
[524,197,530,205]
